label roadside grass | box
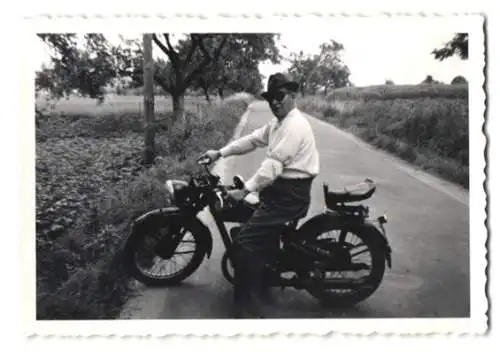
[35,94,251,319]
[297,84,469,189]
[36,95,211,118]
[322,83,468,101]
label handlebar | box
[195,157,244,194]
[194,158,225,191]
[196,158,217,182]
[195,157,257,208]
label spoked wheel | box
[123,223,206,287]
[304,226,386,308]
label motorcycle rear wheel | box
[301,219,386,308]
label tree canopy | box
[37,33,282,121]
[287,40,352,96]
[36,34,134,102]
[421,75,444,85]
[162,34,280,100]
[432,33,468,61]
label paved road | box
[120,101,469,319]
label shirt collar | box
[276,107,298,123]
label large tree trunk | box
[142,34,156,167]
[172,93,185,123]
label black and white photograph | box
[25,14,487,336]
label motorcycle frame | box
[207,201,237,251]
[129,174,393,297]
[157,165,391,269]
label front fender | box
[131,207,213,259]
[133,206,182,228]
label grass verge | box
[36,97,250,319]
[297,90,469,189]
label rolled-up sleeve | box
[244,124,303,192]
[219,123,270,157]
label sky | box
[33,23,469,88]
[258,28,469,87]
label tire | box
[297,215,386,308]
[221,250,235,284]
[123,221,207,287]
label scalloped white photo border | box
[20,13,487,337]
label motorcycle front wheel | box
[221,250,235,284]
[123,222,207,287]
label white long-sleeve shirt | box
[219,108,320,193]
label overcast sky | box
[33,22,469,87]
[261,31,468,86]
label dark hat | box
[261,73,299,100]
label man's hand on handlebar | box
[227,188,250,202]
[197,150,221,165]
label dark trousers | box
[232,177,314,318]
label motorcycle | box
[123,159,393,308]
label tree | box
[432,33,468,61]
[421,75,443,85]
[227,64,264,96]
[316,40,351,95]
[195,57,265,100]
[451,75,468,85]
[36,34,136,128]
[287,40,351,96]
[162,34,279,103]
[422,75,434,84]
[36,34,134,102]
[288,51,322,96]
[146,34,227,121]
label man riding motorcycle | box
[198,73,320,318]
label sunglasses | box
[266,90,288,103]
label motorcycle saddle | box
[323,178,376,205]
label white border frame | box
[21,13,487,337]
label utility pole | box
[142,33,155,166]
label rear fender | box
[131,207,213,259]
[296,212,392,269]
[358,220,392,269]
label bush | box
[36,98,249,319]
[323,105,339,118]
